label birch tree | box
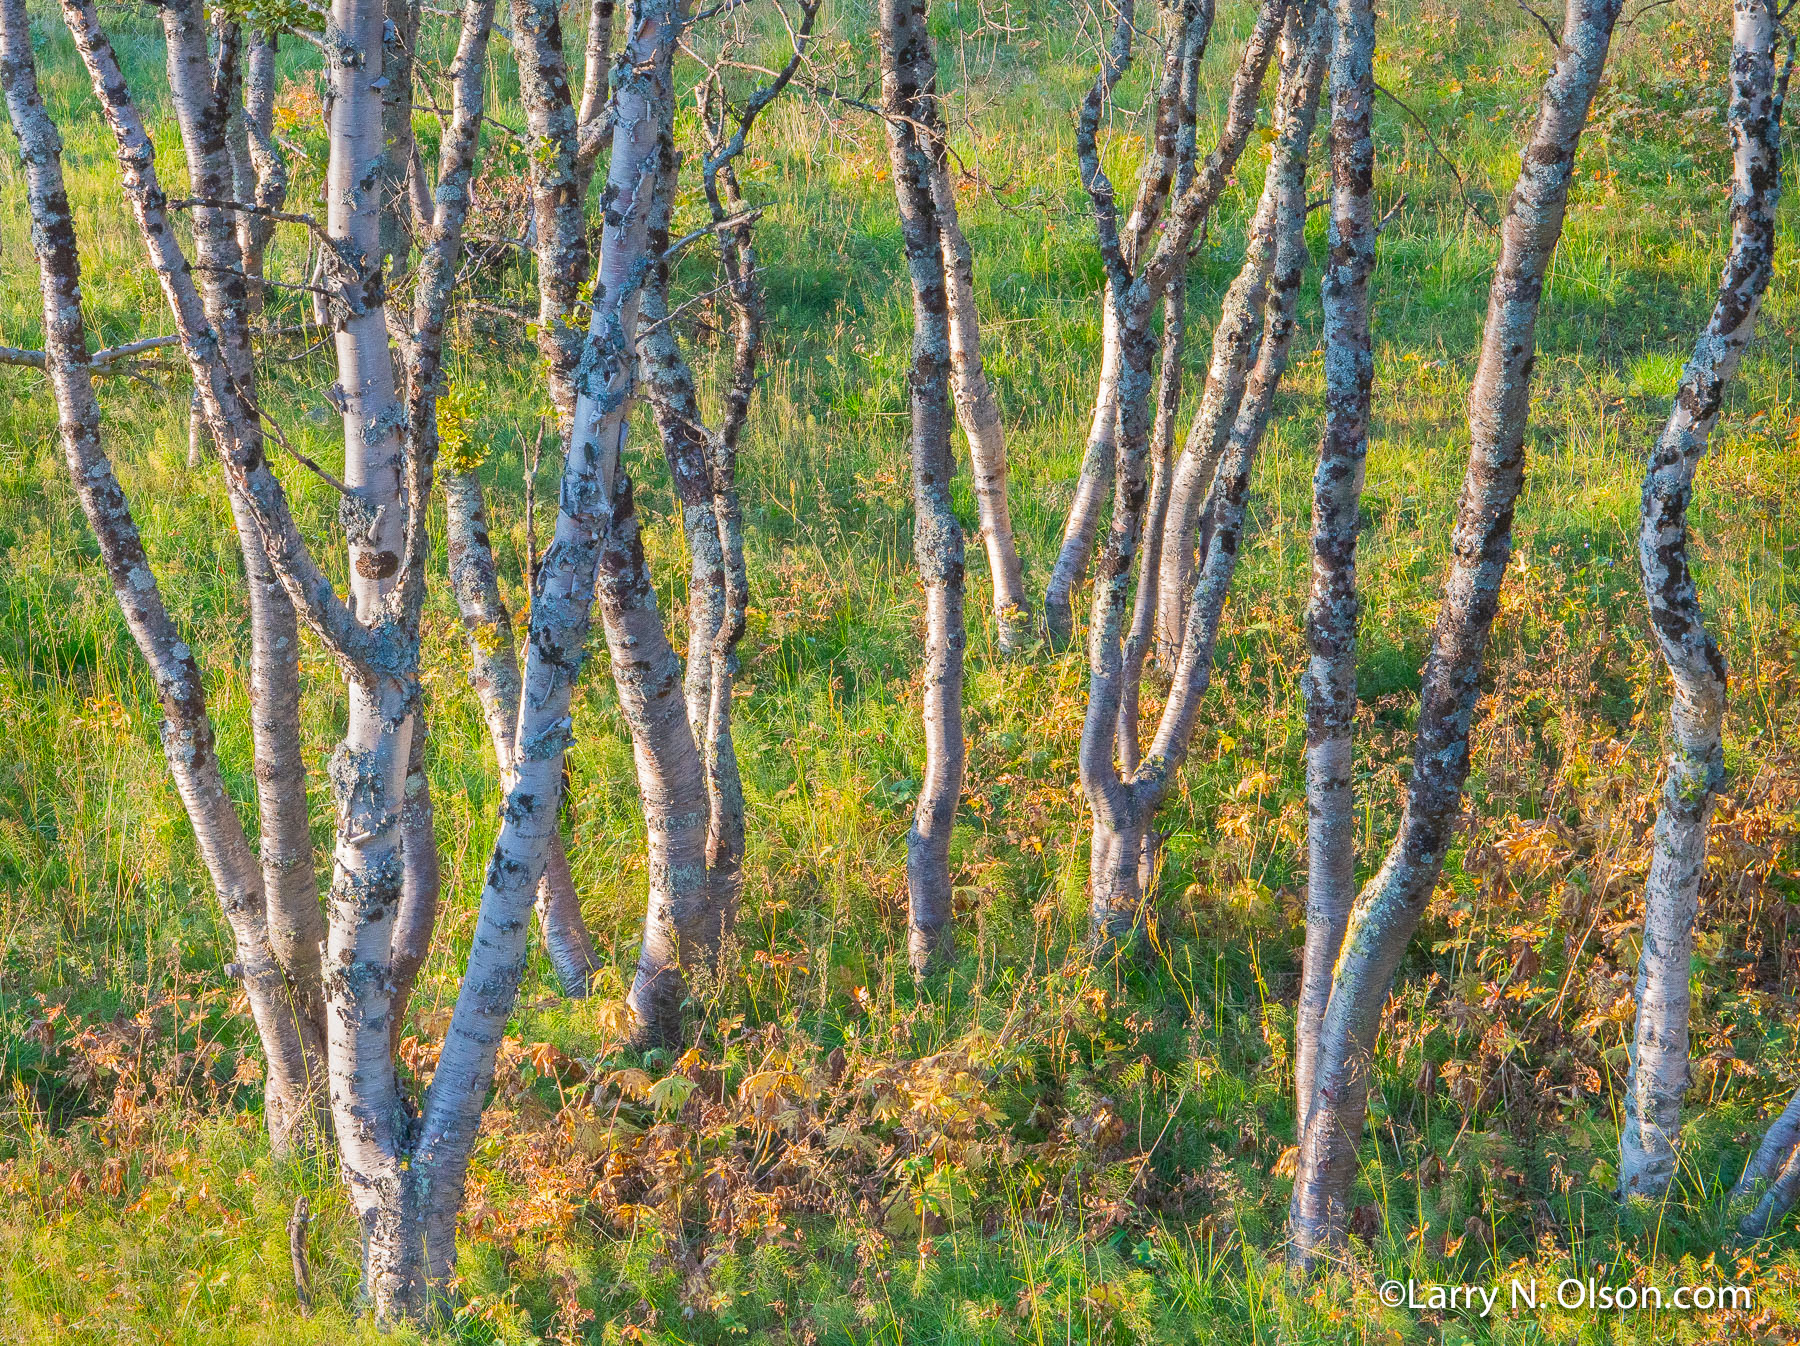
[879,0,966,972]
[159,0,334,1138]
[2,0,321,1153]
[32,0,680,1314]
[1078,0,1321,941]
[1042,0,1279,646]
[1288,0,1625,1268]
[1618,0,1787,1204]
[927,98,1031,653]
[1294,0,1374,1133]
[620,5,814,1036]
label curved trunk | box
[1620,0,1784,1202]
[1289,0,1624,1269]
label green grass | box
[5,0,1800,1341]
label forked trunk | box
[1077,0,1313,947]
[1734,1085,1800,1237]
[1621,0,1785,1203]
[1288,0,1624,1269]
[1046,0,1280,648]
[1122,9,1222,768]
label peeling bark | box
[1288,0,1624,1270]
[1,0,320,1154]
[1621,0,1785,1204]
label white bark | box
[511,0,591,428]
[1294,0,1368,1130]
[1621,0,1785,1203]
[928,154,1030,652]
[2,0,320,1154]
[1045,0,1280,647]
[882,0,966,973]
[403,0,676,1311]
[1289,0,1625,1268]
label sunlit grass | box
[4,0,1800,1341]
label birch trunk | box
[600,142,715,1044]
[441,469,603,993]
[212,17,255,268]
[402,4,676,1309]
[1044,0,1279,647]
[928,153,1030,652]
[1079,0,1319,944]
[1288,0,1624,1269]
[1,0,320,1153]
[60,0,564,1312]
[881,0,966,974]
[380,0,423,277]
[158,0,330,1093]
[408,0,600,995]
[1121,9,1219,777]
[1620,0,1785,1202]
[576,0,618,197]
[511,0,591,428]
[1734,1084,1800,1237]
[241,31,286,315]
[312,0,426,1268]
[1294,0,1371,1128]
[1042,302,1122,646]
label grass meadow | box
[4,0,1800,1340]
